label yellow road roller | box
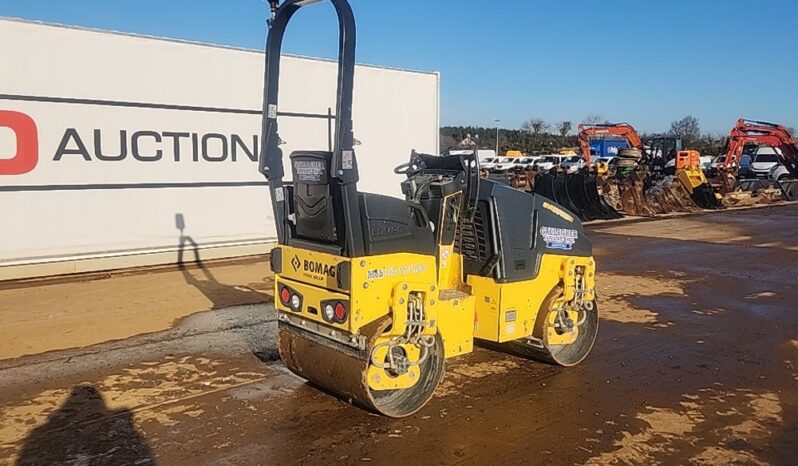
[259,0,598,417]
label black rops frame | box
[259,0,365,257]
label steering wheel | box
[394,161,421,175]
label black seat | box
[289,151,434,257]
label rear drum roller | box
[278,317,445,418]
[501,288,598,367]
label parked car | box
[593,156,617,167]
[492,156,537,173]
[710,155,726,170]
[560,156,585,173]
[492,157,521,173]
[535,155,565,171]
[768,164,793,182]
[480,157,498,171]
[750,147,781,178]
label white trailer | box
[0,18,440,280]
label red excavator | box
[721,119,798,174]
[577,123,643,165]
[714,118,798,202]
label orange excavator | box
[714,118,798,203]
[721,119,798,174]
[577,123,643,166]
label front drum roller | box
[278,316,445,418]
[500,288,598,367]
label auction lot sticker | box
[540,226,578,250]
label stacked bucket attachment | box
[508,167,621,221]
[502,150,725,221]
[710,169,786,207]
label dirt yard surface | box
[1,204,796,465]
[0,257,274,360]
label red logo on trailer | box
[0,110,38,175]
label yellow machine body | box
[274,242,596,382]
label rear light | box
[323,303,335,322]
[321,300,348,324]
[278,284,302,312]
[279,286,291,305]
[334,302,347,322]
[290,294,301,310]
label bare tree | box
[557,121,573,139]
[582,114,605,125]
[522,118,549,136]
[669,115,701,146]
[787,127,796,138]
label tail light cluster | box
[279,284,303,312]
[321,300,349,324]
[279,283,348,324]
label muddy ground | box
[1,205,796,465]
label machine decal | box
[367,264,427,280]
[440,247,450,269]
[541,201,574,223]
[342,150,353,169]
[294,160,326,182]
[540,226,578,251]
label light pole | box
[494,119,501,157]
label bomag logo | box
[290,254,336,278]
[290,255,301,272]
[303,260,336,278]
[0,110,38,175]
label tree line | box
[441,115,796,157]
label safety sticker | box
[540,226,578,251]
[342,150,354,169]
[294,160,326,182]
[367,264,426,280]
[267,104,278,119]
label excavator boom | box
[577,123,643,165]
[722,118,798,176]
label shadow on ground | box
[15,385,156,465]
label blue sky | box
[3,0,796,134]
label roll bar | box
[258,0,364,253]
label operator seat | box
[289,151,435,257]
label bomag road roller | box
[259,0,598,417]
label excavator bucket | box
[584,172,624,220]
[619,173,657,216]
[552,172,584,218]
[532,171,622,221]
[672,152,724,210]
[645,183,687,214]
[676,167,724,210]
[565,171,621,220]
